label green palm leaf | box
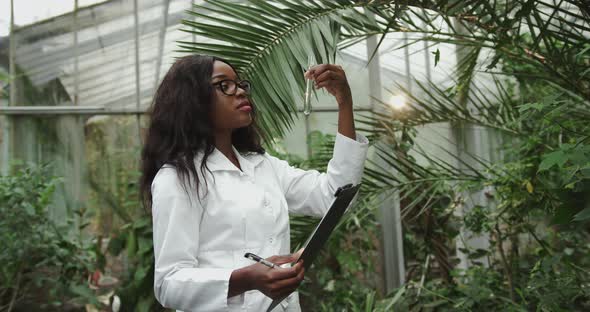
[180,0,394,137]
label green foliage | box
[0,68,8,99]
[463,205,492,234]
[299,219,382,311]
[182,0,399,137]
[104,169,162,312]
[0,164,98,310]
[363,1,590,309]
[382,245,590,311]
[108,215,158,312]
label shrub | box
[0,164,97,311]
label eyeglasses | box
[212,79,252,96]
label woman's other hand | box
[304,64,352,107]
[248,254,305,300]
[229,253,305,299]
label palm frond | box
[179,0,590,265]
[181,0,393,137]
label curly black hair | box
[140,55,265,209]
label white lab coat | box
[151,132,369,312]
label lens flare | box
[389,95,406,110]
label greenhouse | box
[0,0,588,311]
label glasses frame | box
[211,79,252,96]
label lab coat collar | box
[205,146,265,176]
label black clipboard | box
[266,183,361,312]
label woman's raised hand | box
[304,64,352,107]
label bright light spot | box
[389,94,406,110]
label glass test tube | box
[303,55,313,116]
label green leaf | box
[432,48,440,67]
[573,208,590,222]
[551,204,577,225]
[132,217,151,229]
[24,202,35,216]
[107,235,126,256]
[519,102,545,112]
[383,285,406,310]
[134,265,148,283]
[127,230,137,259]
[69,283,99,305]
[539,150,568,171]
[525,180,534,193]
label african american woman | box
[140,55,369,311]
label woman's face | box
[210,60,253,132]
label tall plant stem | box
[7,270,22,312]
[495,223,516,303]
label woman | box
[140,54,369,311]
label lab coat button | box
[268,237,274,244]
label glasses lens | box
[219,80,237,95]
[239,80,251,94]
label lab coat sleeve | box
[151,167,233,312]
[268,132,369,218]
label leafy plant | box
[0,164,98,311]
[107,215,158,312]
[103,168,162,312]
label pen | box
[244,252,276,268]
